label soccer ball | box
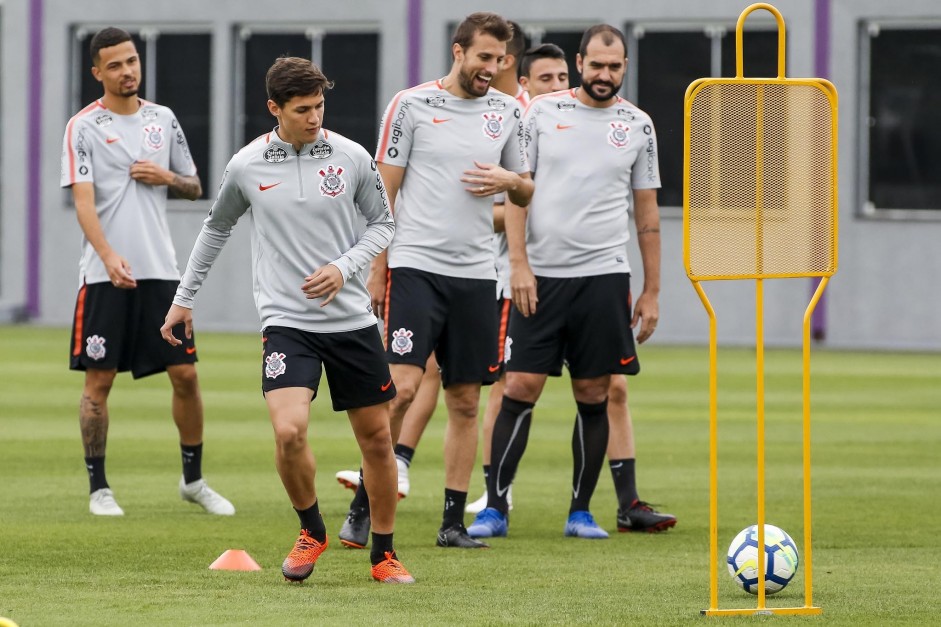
[726,524,799,595]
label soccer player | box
[161,57,413,584]
[61,27,234,518]
[338,12,533,550]
[468,25,674,540]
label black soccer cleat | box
[616,500,677,533]
[436,522,490,548]
[339,506,371,548]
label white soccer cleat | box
[465,486,512,514]
[89,488,124,516]
[179,477,235,516]
[396,458,410,499]
[335,469,361,492]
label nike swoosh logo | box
[488,364,500,372]
[106,137,120,144]
[258,182,281,191]
[433,117,452,124]
[186,347,197,355]
[495,409,532,497]
[556,123,574,130]
[610,462,624,469]
[620,356,636,366]
[380,378,393,392]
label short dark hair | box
[578,24,627,58]
[90,27,133,65]
[519,43,567,79]
[265,57,334,107]
[506,21,526,60]
[451,12,513,51]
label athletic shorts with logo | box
[70,280,196,378]
[261,325,395,411]
[384,267,499,387]
[505,273,641,378]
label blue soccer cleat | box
[564,510,609,539]
[466,507,508,538]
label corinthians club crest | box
[265,352,287,379]
[318,164,346,198]
[607,121,630,149]
[482,112,504,140]
[85,335,107,360]
[143,124,164,151]
[390,328,414,355]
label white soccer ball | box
[726,524,799,595]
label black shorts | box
[505,273,641,379]
[69,280,196,379]
[385,267,499,388]
[262,325,396,411]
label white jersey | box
[493,86,532,299]
[376,79,529,280]
[523,89,661,277]
[61,99,197,285]
[174,129,394,333]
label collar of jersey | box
[268,126,328,155]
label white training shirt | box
[523,89,661,277]
[493,86,532,299]
[174,129,394,333]
[61,100,198,285]
[376,79,529,280]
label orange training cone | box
[209,549,262,571]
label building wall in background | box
[0,0,938,349]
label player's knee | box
[272,421,307,453]
[608,376,627,406]
[446,395,479,421]
[84,369,116,399]
[168,365,200,397]
[359,428,393,460]
[390,382,419,412]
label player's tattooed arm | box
[169,173,203,200]
[637,225,660,236]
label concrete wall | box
[1,0,939,349]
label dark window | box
[241,32,379,153]
[720,30,782,79]
[866,28,941,211]
[77,31,211,198]
[637,32,712,208]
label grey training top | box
[174,129,394,333]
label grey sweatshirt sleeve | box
[173,162,250,308]
[329,153,395,282]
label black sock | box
[181,443,203,484]
[482,464,490,490]
[393,444,415,466]
[295,500,327,543]
[569,399,610,514]
[350,467,370,512]
[442,488,467,528]
[486,396,534,515]
[609,458,639,511]
[370,532,395,565]
[85,456,108,493]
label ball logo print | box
[85,335,106,361]
[390,328,413,355]
[265,352,287,379]
[727,524,799,595]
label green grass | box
[1,326,939,626]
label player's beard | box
[582,78,621,102]
[458,65,491,98]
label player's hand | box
[511,262,538,317]
[102,250,137,289]
[303,264,344,307]
[366,263,388,318]
[129,160,173,187]
[631,291,659,344]
[461,161,518,197]
[160,304,193,346]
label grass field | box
[1,325,939,626]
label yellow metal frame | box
[683,3,838,617]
